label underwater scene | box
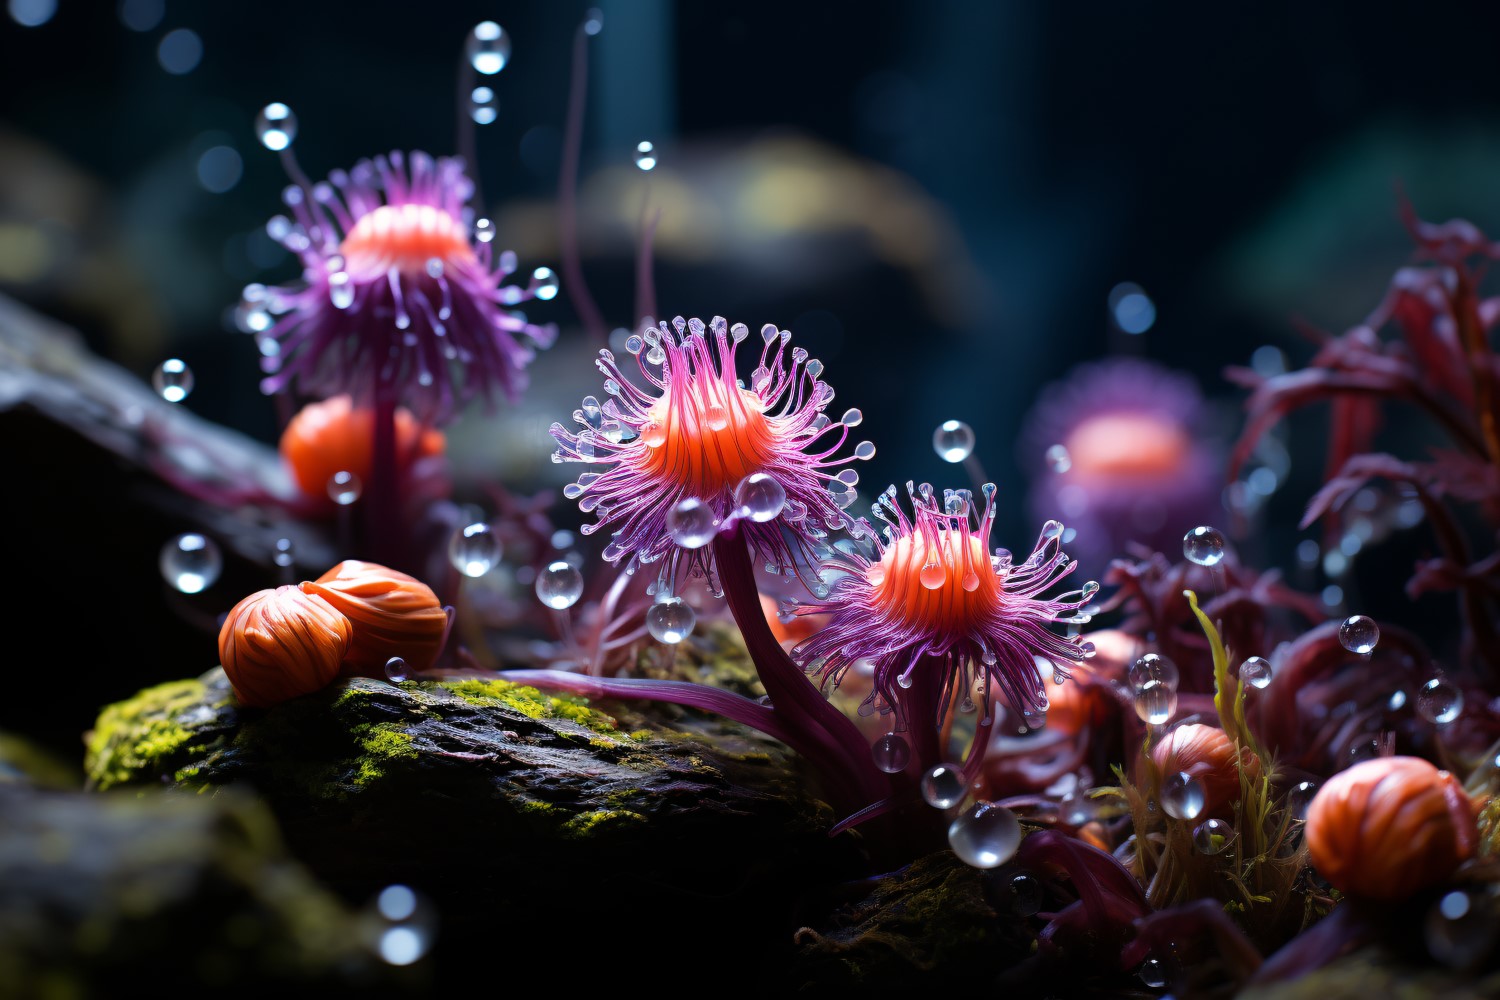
[5,1,1500,995]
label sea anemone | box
[551,316,872,590]
[219,585,353,708]
[790,481,1096,733]
[1023,358,1220,572]
[1305,755,1478,901]
[246,150,556,423]
[279,394,447,507]
[301,560,451,676]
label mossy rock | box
[0,784,399,996]
[86,667,851,972]
[1240,947,1500,999]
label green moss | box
[440,679,617,734]
[560,808,647,837]
[85,679,211,791]
[348,724,416,787]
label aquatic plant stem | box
[713,528,891,815]
[367,372,399,568]
[558,18,607,343]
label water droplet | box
[735,473,786,522]
[384,657,408,683]
[1348,735,1382,764]
[933,420,975,463]
[152,358,194,403]
[255,102,297,152]
[947,801,1022,869]
[704,403,729,431]
[443,523,501,580]
[474,217,496,243]
[1287,780,1319,821]
[1128,653,1179,692]
[646,597,695,644]
[1426,889,1496,969]
[1417,677,1464,725]
[1059,788,1094,826]
[1133,678,1177,726]
[376,884,417,921]
[634,140,657,171]
[1338,614,1380,655]
[328,271,354,309]
[1160,771,1206,820]
[535,560,584,610]
[1193,817,1235,854]
[157,27,202,75]
[467,21,511,74]
[10,0,56,28]
[532,266,559,300]
[469,84,498,125]
[1045,444,1071,473]
[1240,656,1273,689]
[272,537,295,568]
[159,533,222,594]
[1138,957,1168,990]
[870,732,911,774]
[327,470,362,506]
[1008,873,1043,916]
[919,561,946,589]
[583,8,603,34]
[920,763,966,808]
[667,497,717,548]
[1183,525,1227,566]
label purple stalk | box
[557,19,607,344]
[367,371,399,568]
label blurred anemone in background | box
[1021,357,1222,574]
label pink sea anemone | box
[246,151,556,423]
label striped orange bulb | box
[339,203,477,277]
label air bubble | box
[327,470,362,506]
[467,21,511,74]
[255,103,297,152]
[272,537,295,568]
[667,498,718,548]
[1239,656,1272,689]
[159,533,222,594]
[947,801,1022,869]
[1338,614,1379,655]
[535,560,584,610]
[1183,525,1226,566]
[1045,444,1071,473]
[1287,780,1318,821]
[735,473,786,522]
[933,420,975,463]
[1127,653,1179,692]
[384,657,408,683]
[1417,677,1464,725]
[470,85,497,125]
[1160,771,1206,820]
[449,522,500,577]
[921,763,966,809]
[1138,957,1168,990]
[1193,817,1235,854]
[871,732,911,773]
[645,597,695,643]
[532,266,559,300]
[1133,678,1177,726]
[634,140,657,171]
[474,218,496,243]
[152,358,194,403]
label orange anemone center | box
[1064,412,1190,479]
[340,204,476,277]
[639,384,778,495]
[867,529,998,631]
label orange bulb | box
[1306,756,1478,901]
[638,384,779,496]
[1151,723,1258,815]
[339,203,477,277]
[301,560,449,676]
[1064,412,1190,479]
[279,395,445,501]
[867,529,997,635]
[219,586,352,708]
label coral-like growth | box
[551,316,871,588]
[792,482,1095,728]
[247,151,556,423]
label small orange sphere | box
[279,395,445,502]
[301,560,449,675]
[1152,723,1258,815]
[1306,756,1478,901]
[219,586,353,708]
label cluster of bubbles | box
[159,533,222,594]
[1128,653,1179,726]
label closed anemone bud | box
[219,586,353,708]
[280,395,446,503]
[300,560,449,675]
[1151,723,1258,814]
[1306,756,1478,901]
